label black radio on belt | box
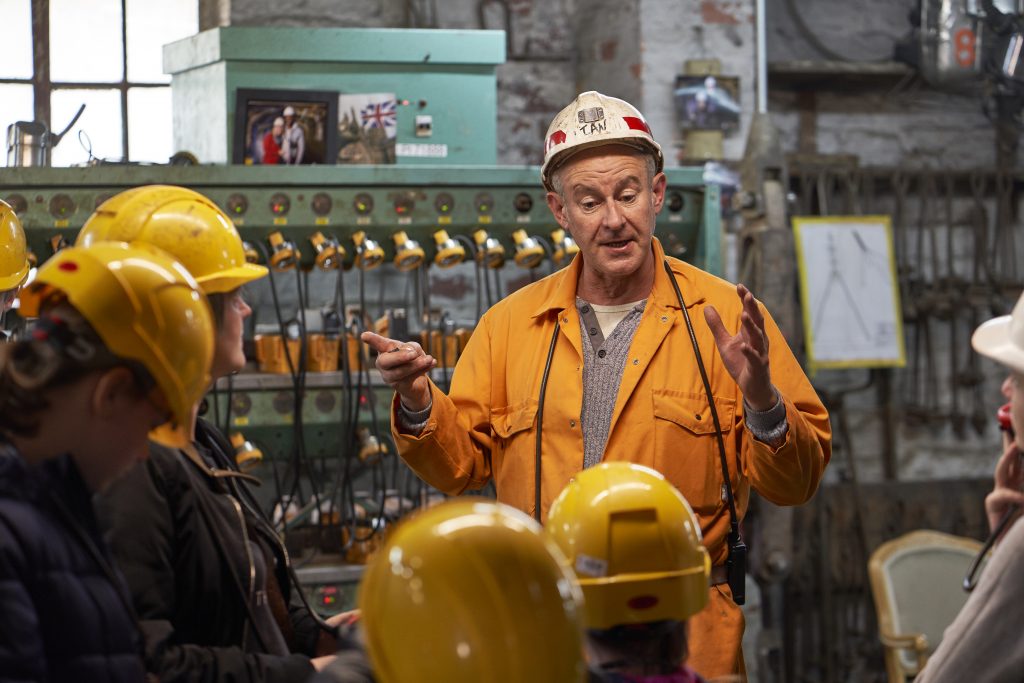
[727,535,747,605]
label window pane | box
[128,87,172,162]
[127,0,199,83]
[0,0,33,78]
[51,0,123,82]
[0,85,35,166]
[51,89,122,167]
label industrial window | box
[0,0,197,167]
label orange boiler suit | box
[391,237,831,679]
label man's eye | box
[621,193,638,204]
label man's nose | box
[601,200,626,229]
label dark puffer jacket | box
[97,419,323,683]
[0,446,146,682]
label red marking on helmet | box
[546,129,567,153]
[627,595,659,610]
[58,261,78,272]
[623,116,651,136]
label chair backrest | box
[867,529,982,680]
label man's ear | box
[91,366,138,420]
[650,171,667,214]
[546,191,570,230]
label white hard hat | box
[972,293,1024,373]
[273,117,285,127]
[540,91,664,192]
[283,106,296,117]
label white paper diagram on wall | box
[793,215,906,371]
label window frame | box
[0,0,177,163]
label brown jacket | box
[392,238,831,678]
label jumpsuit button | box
[597,349,606,359]
[581,305,591,314]
[633,358,639,365]
[562,317,569,323]
[695,414,702,421]
[661,316,668,322]
[569,419,576,428]
[589,327,598,336]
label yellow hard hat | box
[76,185,268,294]
[359,499,587,683]
[546,462,711,630]
[0,199,30,291]
[18,241,214,448]
[541,91,664,192]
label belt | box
[710,564,728,586]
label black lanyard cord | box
[534,322,561,522]
[664,261,746,605]
[664,261,741,539]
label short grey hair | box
[550,150,658,199]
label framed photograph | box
[793,215,906,371]
[233,89,338,165]
[337,93,398,164]
[673,75,741,131]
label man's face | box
[545,145,666,286]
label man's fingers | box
[382,355,436,384]
[740,311,768,354]
[737,283,765,327]
[703,305,731,348]
[360,330,401,354]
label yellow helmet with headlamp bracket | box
[18,241,214,448]
[76,185,267,294]
[546,462,710,630]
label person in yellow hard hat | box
[547,462,712,683]
[0,199,31,334]
[311,498,586,683]
[0,241,213,682]
[79,185,347,682]
[363,90,830,680]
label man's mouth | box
[603,239,631,249]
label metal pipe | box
[756,0,768,114]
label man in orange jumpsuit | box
[362,91,831,680]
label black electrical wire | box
[330,264,359,553]
[252,240,323,536]
[354,266,390,542]
[453,234,484,321]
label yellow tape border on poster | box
[792,214,907,373]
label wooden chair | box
[867,529,982,681]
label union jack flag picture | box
[338,93,398,164]
[359,99,397,135]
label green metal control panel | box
[0,164,721,274]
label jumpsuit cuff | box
[743,387,789,444]
[396,398,433,435]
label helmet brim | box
[972,315,1024,373]
[542,138,664,192]
[0,263,30,291]
[196,263,269,294]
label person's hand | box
[704,283,776,411]
[326,609,361,629]
[311,655,338,672]
[360,331,435,412]
[984,441,1024,537]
